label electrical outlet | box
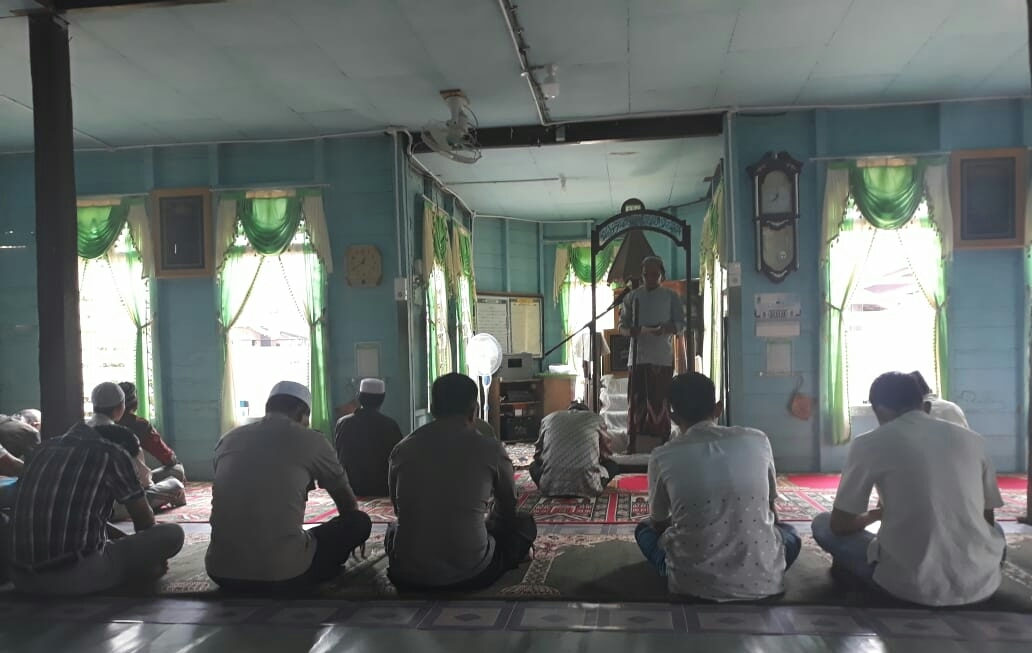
[394,277,409,301]
[727,262,742,288]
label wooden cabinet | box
[487,374,576,441]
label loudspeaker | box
[153,188,213,279]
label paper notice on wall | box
[476,297,511,353]
[509,298,542,357]
[755,293,801,338]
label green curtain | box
[237,197,303,256]
[283,242,331,435]
[216,246,265,435]
[898,219,949,399]
[849,164,926,230]
[455,228,476,375]
[821,217,876,445]
[566,243,617,284]
[105,246,152,418]
[78,204,130,259]
[700,179,725,394]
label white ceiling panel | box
[0,0,1026,151]
[730,0,851,52]
[418,135,723,221]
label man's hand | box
[659,321,677,335]
[630,327,642,337]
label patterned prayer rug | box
[156,473,1029,525]
[126,531,1032,611]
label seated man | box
[0,442,24,509]
[812,372,1006,607]
[0,413,40,459]
[8,421,184,595]
[386,373,536,590]
[529,401,619,497]
[118,382,186,483]
[14,408,41,432]
[87,382,185,513]
[206,381,372,594]
[909,371,969,428]
[635,372,800,601]
[333,378,404,496]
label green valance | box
[237,197,303,255]
[77,204,130,259]
[848,163,926,230]
[432,212,451,265]
[566,242,617,284]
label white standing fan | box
[466,333,503,421]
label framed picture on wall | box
[950,148,1026,249]
[603,329,630,377]
[153,188,213,279]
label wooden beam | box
[33,0,222,12]
[28,13,83,437]
[1022,0,1032,526]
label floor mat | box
[160,475,1028,525]
[112,531,1032,611]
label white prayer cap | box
[359,378,386,395]
[269,381,313,411]
[91,382,125,410]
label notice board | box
[475,294,543,356]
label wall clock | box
[747,151,803,284]
[345,244,383,287]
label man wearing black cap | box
[117,381,186,484]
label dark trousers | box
[211,510,372,595]
[386,512,537,592]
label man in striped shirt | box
[8,421,184,595]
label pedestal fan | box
[466,333,503,422]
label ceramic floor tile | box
[596,604,682,631]
[266,605,342,625]
[509,603,597,630]
[778,608,875,636]
[950,614,1032,642]
[41,600,125,623]
[112,601,262,626]
[342,603,430,628]
[876,615,962,638]
[693,607,785,634]
[419,603,513,629]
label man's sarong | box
[627,364,673,445]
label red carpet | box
[157,473,1028,526]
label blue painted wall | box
[0,135,406,480]
[727,99,1030,473]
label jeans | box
[635,520,802,577]
[11,523,185,596]
[810,512,1007,588]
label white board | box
[476,295,543,357]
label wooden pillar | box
[29,13,83,438]
[1023,0,1032,525]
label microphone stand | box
[540,298,623,363]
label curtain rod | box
[809,150,953,163]
[211,182,331,192]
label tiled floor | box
[5,520,1029,651]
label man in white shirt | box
[909,371,969,428]
[812,372,1006,607]
[529,401,619,497]
[635,372,800,601]
[206,381,372,594]
[619,256,685,451]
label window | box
[564,269,614,400]
[79,225,154,416]
[842,200,938,413]
[227,225,312,420]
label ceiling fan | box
[420,90,482,165]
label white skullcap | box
[269,381,313,411]
[359,378,386,394]
[91,382,125,410]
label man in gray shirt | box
[386,373,536,590]
[619,256,685,449]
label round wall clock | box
[345,244,383,287]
